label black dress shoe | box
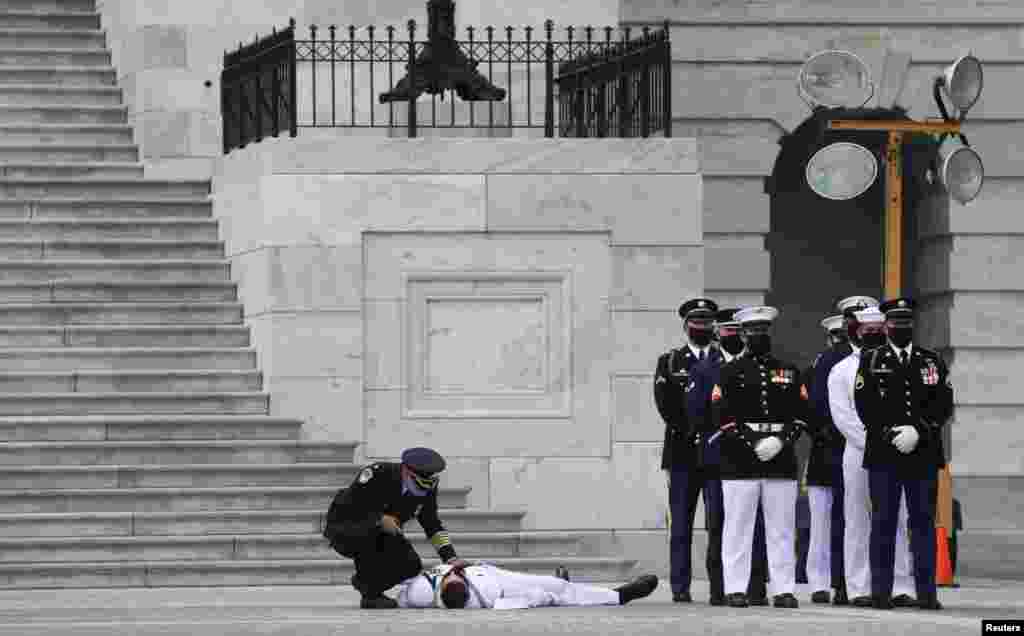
[709,595,726,606]
[554,565,570,582]
[811,590,830,604]
[727,593,749,608]
[892,594,917,608]
[350,574,368,595]
[672,591,693,603]
[872,595,894,610]
[773,593,799,609]
[833,588,850,606]
[851,595,874,608]
[615,574,659,605]
[749,595,769,606]
[917,597,943,611]
[360,595,399,609]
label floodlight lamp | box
[797,49,875,109]
[939,54,983,113]
[805,142,879,201]
[937,141,984,204]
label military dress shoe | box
[673,591,693,603]
[748,595,769,606]
[773,593,799,609]
[833,588,850,605]
[892,594,917,608]
[727,593,749,608]
[709,594,726,606]
[360,595,399,609]
[615,575,659,605]
[554,565,570,582]
[917,597,943,611]
[811,590,831,604]
[872,595,894,610]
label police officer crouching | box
[854,298,953,610]
[712,306,805,608]
[323,447,467,608]
[655,297,717,603]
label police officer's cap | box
[678,297,718,320]
[854,307,885,324]
[820,314,844,333]
[735,305,779,326]
[715,307,740,327]
[400,447,446,476]
[879,297,916,319]
[836,295,879,318]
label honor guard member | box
[655,297,718,603]
[712,306,805,609]
[802,313,850,604]
[323,447,467,608]
[829,307,917,608]
[688,307,769,606]
[855,298,953,611]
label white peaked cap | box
[854,307,885,324]
[820,314,844,332]
[735,306,779,325]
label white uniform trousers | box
[722,478,797,597]
[806,485,833,592]
[842,446,915,599]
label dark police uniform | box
[688,313,768,606]
[854,298,953,610]
[713,306,806,607]
[323,448,458,608]
[655,297,717,600]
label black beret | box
[879,297,916,317]
[678,297,719,320]
[400,447,446,476]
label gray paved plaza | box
[0,579,1019,635]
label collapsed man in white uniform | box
[828,306,918,608]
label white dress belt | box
[745,422,785,433]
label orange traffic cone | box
[935,527,954,587]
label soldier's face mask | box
[716,325,744,355]
[858,325,886,349]
[742,323,772,355]
[886,319,914,348]
[686,316,713,347]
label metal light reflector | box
[938,144,984,204]
[940,54,984,113]
[798,49,875,109]
[806,142,879,200]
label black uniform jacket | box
[712,353,806,480]
[854,344,954,476]
[804,343,853,487]
[323,462,456,562]
[655,345,709,470]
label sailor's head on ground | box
[400,447,445,493]
[438,569,470,608]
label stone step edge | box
[0,218,213,225]
[0,282,234,290]
[0,325,248,332]
[0,197,209,204]
[0,84,118,92]
[0,178,207,185]
[0,258,228,264]
[0,240,222,247]
[0,485,473,498]
[0,65,114,72]
[0,49,109,54]
[0,29,104,35]
[0,509,519,524]
[0,414,300,425]
[0,105,125,112]
[0,124,130,130]
[0,440,354,450]
[0,461,360,475]
[0,370,261,380]
[0,301,241,308]
[0,346,254,354]
[0,391,268,401]
[0,556,635,571]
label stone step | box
[0,123,130,144]
[0,84,121,106]
[0,104,125,124]
[957,529,1024,580]
[0,48,109,67]
[0,414,302,442]
[0,178,209,200]
[0,370,261,394]
[0,219,217,241]
[0,11,100,29]
[0,302,243,325]
[0,440,356,466]
[0,66,114,86]
[0,281,236,302]
[0,508,523,538]
[0,144,136,162]
[0,347,257,371]
[0,260,229,283]
[0,462,359,490]
[0,29,105,50]
[0,391,270,416]
[0,199,211,219]
[0,163,142,179]
[0,0,96,13]
[0,485,471,513]
[0,532,584,563]
[0,556,635,587]
[0,239,224,259]
[0,325,250,348]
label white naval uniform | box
[828,350,916,599]
[396,564,620,609]
[806,484,832,593]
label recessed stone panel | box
[611,245,703,311]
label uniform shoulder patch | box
[800,385,809,400]
[357,467,374,484]
[711,384,722,402]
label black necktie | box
[900,350,909,366]
[699,350,705,361]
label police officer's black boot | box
[773,593,799,608]
[352,575,399,609]
[614,575,659,605]
[554,565,570,582]
[811,590,830,604]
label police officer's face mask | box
[887,320,914,348]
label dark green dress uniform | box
[854,298,954,610]
[324,448,457,607]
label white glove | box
[891,426,920,454]
[754,436,784,462]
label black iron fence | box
[221,19,671,152]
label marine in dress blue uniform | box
[655,297,718,603]
[854,298,953,611]
[689,308,769,606]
